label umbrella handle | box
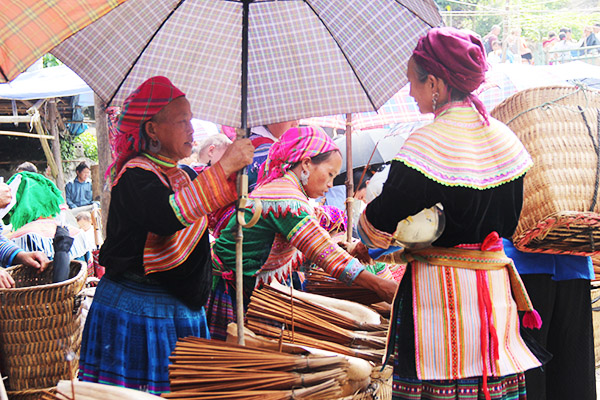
[236,174,262,228]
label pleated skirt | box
[78,276,210,394]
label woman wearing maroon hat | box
[78,76,254,394]
[357,27,543,400]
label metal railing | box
[545,44,600,65]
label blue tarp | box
[0,65,93,106]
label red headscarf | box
[412,27,489,123]
[257,126,338,186]
[107,76,185,180]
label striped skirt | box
[78,276,210,394]
[393,374,526,400]
[390,267,528,400]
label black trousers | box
[520,274,596,400]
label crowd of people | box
[481,23,600,65]
[0,26,596,400]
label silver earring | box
[300,170,310,185]
[148,138,161,153]
[432,92,439,111]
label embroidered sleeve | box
[357,212,394,249]
[170,162,237,226]
[273,212,364,284]
[0,234,21,267]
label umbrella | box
[46,0,442,343]
[191,118,219,143]
[300,61,600,131]
[49,0,441,128]
[52,225,74,283]
[0,0,128,82]
[333,127,412,174]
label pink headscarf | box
[107,76,185,180]
[412,27,489,124]
[257,126,338,186]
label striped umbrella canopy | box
[0,0,128,82]
[48,0,442,128]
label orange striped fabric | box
[114,155,236,275]
[0,0,127,81]
[412,260,541,380]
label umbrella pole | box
[234,0,252,346]
[344,114,354,243]
[235,167,247,346]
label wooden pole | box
[0,115,32,123]
[48,99,65,192]
[94,93,111,239]
[344,114,354,243]
[0,130,54,139]
[31,105,59,186]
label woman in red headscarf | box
[207,126,398,341]
[78,76,254,394]
[356,28,543,400]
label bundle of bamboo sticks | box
[165,337,347,400]
[304,269,385,305]
[245,285,387,363]
[246,320,384,364]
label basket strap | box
[578,107,600,252]
[578,106,600,212]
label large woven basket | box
[491,85,600,255]
[0,260,87,392]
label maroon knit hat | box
[412,27,489,123]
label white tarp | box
[0,64,94,106]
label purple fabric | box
[413,27,489,123]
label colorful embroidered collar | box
[142,152,177,168]
[394,102,533,190]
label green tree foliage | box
[60,129,98,173]
[435,0,597,41]
[74,130,98,161]
[42,54,62,68]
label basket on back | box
[0,260,87,394]
[491,85,600,255]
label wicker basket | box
[0,260,87,392]
[491,85,600,255]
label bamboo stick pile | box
[164,337,347,400]
[304,269,384,305]
[245,285,387,363]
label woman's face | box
[302,152,342,199]
[76,167,90,182]
[407,58,433,114]
[148,97,195,161]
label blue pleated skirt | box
[78,276,210,394]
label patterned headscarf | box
[257,126,338,186]
[412,27,489,124]
[107,76,185,180]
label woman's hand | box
[340,240,373,265]
[0,269,14,288]
[219,138,255,176]
[0,182,12,208]
[353,270,398,304]
[14,251,50,272]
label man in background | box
[65,161,93,209]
